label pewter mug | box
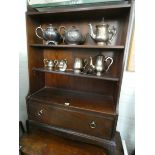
[59,26,85,45]
[35,24,62,45]
[43,59,58,70]
[88,20,116,45]
[73,58,88,73]
[56,59,67,71]
[95,55,113,76]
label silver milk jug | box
[95,55,113,76]
[43,59,58,70]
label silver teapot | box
[59,26,85,45]
[95,55,113,76]
[35,24,62,45]
[43,59,58,70]
[88,19,116,45]
[56,59,67,71]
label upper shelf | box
[27,3,131,15]
[26,3,131,20]
[30,44,125,50]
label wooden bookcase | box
[26,1,134,155]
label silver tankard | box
[73,58,88,73]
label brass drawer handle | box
[89,121,96,129]
[64,102,70,106]
[37,109,43,116]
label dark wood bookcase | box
[26,1,134,155]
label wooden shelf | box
[33,67,119,82]
[27,3,131,16]
[30,44,124,50]
[29,87,116,115]
[26,3,131,22]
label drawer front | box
[28,101,115,140]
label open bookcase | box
[25,1,134,154]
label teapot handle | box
[54,59,58,65]
[83,59,88,70]
[108,26,117,44]
[59,26,66,34]
[64,59,67,63]
[59,26,66,43]
[35,25,44,39]
[104,56,113,72]
[43,58,48,67]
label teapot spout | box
[88,23,96,40]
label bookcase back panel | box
[45,73,115,96]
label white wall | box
[19,0,28,127]
[117,71,135,154]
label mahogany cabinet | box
[25,1,134,155]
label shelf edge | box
[32,67,119,82]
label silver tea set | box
[35,18,116,45]
[73,54,113,76]
[44,58,67,71]
[36,25,85,45]
[43,54,113,76]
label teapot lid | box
[69,25,79,30]
[47,24,56,29]
[96,18,109,27]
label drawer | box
[28,100,116,140]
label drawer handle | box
[64,102,70,106]
[89,121,96,129]
[37,109,43,116]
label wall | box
[19,1,135,154]
[117,71,135,154]
[19,0,28,128]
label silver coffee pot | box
[95,55,113,76]
[88,19,116,45]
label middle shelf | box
[33,67,119,81]
[30,44,125,50]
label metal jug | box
[95,55,113,76]
[88,19,116,45]
[43,59,58,70]
[56,59,68,71]
[73,58,88,73]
